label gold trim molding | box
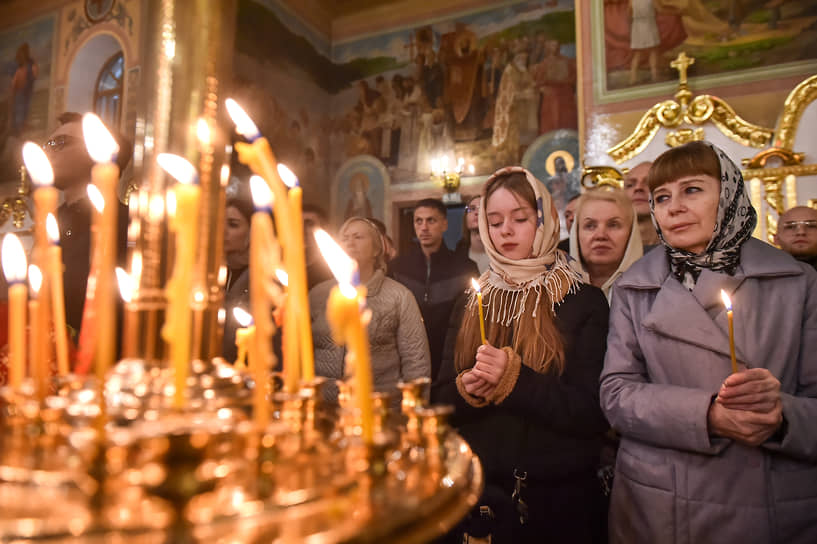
[581,165,623,190]
[608,53,774,164]
[774,74,817,150]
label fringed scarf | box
[467,166,581,331]
[650,141,757,290]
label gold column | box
[128,0,237,363]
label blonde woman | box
[569,187,643,300]
[310,217,430,409]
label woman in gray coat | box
[601,141,817,543]
[310,217,431,409]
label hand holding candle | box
[471,278,486,345]
[2,234,27,388]
[314,229,374,444]
[720,290,739,374]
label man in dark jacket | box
[390,198,478,382]
[46,112,130,341]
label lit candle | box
[249,175,277,427]
[82,113,121,385]
[45,214,69,375]
[275,267,298,392]
[22,142,57,374]
[157,153,201,410]
[225,99,292,246]
[720,290,739,374]
[2,234,27,388]
[28,265,48,399]
[233,307,256,370]
[471,278,486,345]
[115,267,136,359]
[278,164,314,383]
[314,229,374,444]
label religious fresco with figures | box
[599,0,817,99]
[330,0,577,186]
[233,0,579,212]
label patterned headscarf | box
[650,141,757,290]
[469,166,581,325]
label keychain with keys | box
[511,469,529,525]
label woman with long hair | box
[601,141,817,542]
[434,166,610,543]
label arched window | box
[93,51,123,127]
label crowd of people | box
[14,112,817,543]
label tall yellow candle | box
[28,265,48,399]
[233,307,256,370]
[225,99,292,246]
[22,142,57,375]
[157,153,201,410]
[115,267,137,359]
[45,214,69,375]
[249,175,277,427]
[720,290,739,374]
[278,164,314,382]
[82,113,121,385]
[471,278,486,345]
[315,229,374,444]
[2,234,27,388]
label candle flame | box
[249,175,272,209]
[233,306,253,327]
[28,264,42,293]
[22,142,54,186]
[82,113,119,163]
[275,268,288,286]
[2,234,27,283]
[277,164,298,188]
[46,213,60,244]
[196,118,211,146]
[156,153,197,185]
[149,194,165,221]
[87,184,104,213]
[720,290,732,311]
[314,229,357,298]
[470,277,481,293]
[468,164,475,175]
[116,267,134,303]
[225,98,260,141]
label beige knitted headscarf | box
[469,166,581,325]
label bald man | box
[623,161,659,246]
[774,206,817,270]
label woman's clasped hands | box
[708,368,784,446]
[462,343,508,400]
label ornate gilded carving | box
[809,199,817,210]
[665,128,704,147]
[581,165,623,190]
[608,53,774,163]
[775,74,817,150]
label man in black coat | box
[390,198,478,382]
[46,112,130,341]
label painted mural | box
[330,0,577,185]
[602,0,817,92]
[0,15,54,183]
[234,0,578,210]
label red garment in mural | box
[604,1,687,70]
[531,56,577,134]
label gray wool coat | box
[601,239,817,544]
[309,269,431,409]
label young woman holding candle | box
[600,141,817,543]
[568,186,643,301]
[434,166,610,543]
[309,217,430,411]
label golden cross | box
[670,52,695,87]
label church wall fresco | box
[593,0,817,105]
